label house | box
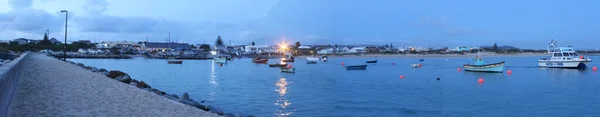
[144,42,191,52]
[29,40,41,44]
[78,40,92,44]
[296,45,315,55]
[317,48,334,54]
[335,47,350,54]
[348,47,366,53]
[13,38,29,45]
[243,45,271,54]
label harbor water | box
[70,56,600,117]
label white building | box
[244,45,271,54]
[13,38,29,45]
[348,47,366,53]
[317,48,334,54]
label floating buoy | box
[436,78,440,80]
[507,70,512,74]
[478,78,484,83]
[400,75,405,78]
[220,63,223,66]
[392,62,396,65]
[593,66,597,71]
[457,68,462,71]
[341,62,345,65]
[288,65,293,68]
[419,64,422,67]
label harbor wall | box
[0,52,28,117]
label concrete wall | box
[0,53,28,117]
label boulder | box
[68,61,76,64]
[129,82,138,86]
[101,71,109,76]
[164,94,179,100]
[115,75,132,84]
[84,66,93,70]
[107,70,127,79]
[181,93,190,101]
[136,81,151,88]
[179,100,208,111]
[153,90,166,95]
[3,60,11,63]
[76,63,85,67]
[246,115,256,117]
[131,79,139,83]
[0,52,16,60]
[91,67,99,72]
[208,105,225,115]
[141,88,153,92]
[224,113,236,117]
[98,68,108,72]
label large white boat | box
[538,39,591,69]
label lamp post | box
[60,10,68,61]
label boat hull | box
[463,61,504,73]
[167,61,183,64]
[282,59,295,62]
[214,59,227,64]
[345,65,367,70]
[365,60,377,63]
[280,68,295,73]
[269,64,287,67]
[252,59,268,63]
[538,60,591,69]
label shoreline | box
[296,53,600,58]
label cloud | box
[422,16,474,37]
[9,0,33,9]
[0,8,63,35]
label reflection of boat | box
[345,65,367,70]
[167,60,183,64]
[280,68,295,73]
[538,39,592,69]
[463,60,505,73]
[365,60,377,63]
[307,61,317,64]
[252,58,268,63]
[321,56,328,62]
[269,63,288,67]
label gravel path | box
[8,54,219,117]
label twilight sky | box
[0,0,599,49]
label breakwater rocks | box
[0,52,20,66]
[65,60,255,117]
[49,53,132,59]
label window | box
[569,53,574,56]
[554,53,561,57]
[563,53,569,56]
[574,53,579,56]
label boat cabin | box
[549,47,579,60]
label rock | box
[68,61,76,64]
[136,81,151,88]
[107,70,127,79]
[208,105,225,115]
[3,60,11,63]
[179,100,208,111]
[164,94,179,100]
[91,67,99,72]
[131,79,139,83]
[84,66,93,70]
[181,93,190,101]
[115,75,132,84]
[101,71,109,76]
[98,68,108,72]
[0,52,16,60]
[76,63,85,67]
[153,90,166,95]
[129,82,138,86]
[246,115,256,117]
[141,88,153,92]
[224,113,236,117]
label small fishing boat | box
[269,63,288,67]
[252,58,268,63]
[419,59,424,62]
[214,57,227,64]
[538,39,592,69]
[307,57,320,62]
[280,68,295,73]
[282,58,295,62]
[307,61,317,64]
[345,65,367,70]
[167,60,183,64]
[365,60,377,63]
[411,64,421,68]
[321,56,328,62]
[463,56,504,73]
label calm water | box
[70,56,600,117]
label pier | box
[0,53,219,116]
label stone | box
[68,61,76,64]
[224,113,236,117]
[179,100,208,111]
[107,70,127,79]
[76,63,85,67]
[90,67,99,72]
[153,90,166,95]
[115,75,132,84]
[141,88,153,92]
[246,115,256,117]
[3,60,11,63]
[131,79,139,83]
[98,68,108,72]
[129,82,138,86]
[181,93,190,101]
[0,52,16,60]
[136,81,151,88]
[208,105,225,115]
[84,66,93,70]
[101,71,109,76]
[164,94,179,100]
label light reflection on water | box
[209,61,217,100]
[275,78,293,117]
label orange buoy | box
[288,65,293,68]
[400,75,405,78]
[457,68,462,71]
[507,70,512,74]
[419,64,422,67]
[593,66,597,71]
[220,63,223,66]
[341,62,345,65]
[478,78,484,83]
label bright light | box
[210,51,217,55]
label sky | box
[0,0,599,49]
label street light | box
[60,10,68,61]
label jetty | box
[0,53,219,116]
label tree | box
[385,44,389,48]
[493,43,498,52]
[199,44,211,52]
[295,41,301,48]
[390,43,393,48]
[251,41,255,46]
[110,47,120,55]
[39,32,53,45]
[216,35,224,45]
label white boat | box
[306,57,320,62]
[214,57,227,64]
[411,64,421,68]
[538,39,591,69]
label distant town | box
[2,32,600,58]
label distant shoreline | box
[297,53,600,58]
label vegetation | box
[493,43,498,52]
[216,35,224,45]
[251,41,255,46]
[295,41,301,48]
[199,44,211,52]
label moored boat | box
[345,65,367,70]
[538,39,591,69]
[282,58,295,62]
[280,68,295,73]
[411,64,422,68]
[307,61,317,64]
[269,63,288,67]
[321,56,328,62]
[252,58,268,63]
[214,57,227,64]
[365,60,377,63]
[463,57,505,73]
[307,57,320,62]
[167,60,183,64]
